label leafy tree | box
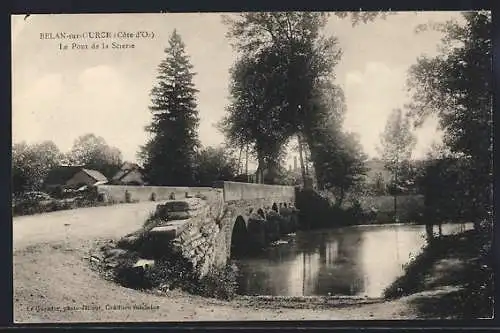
[407,11,492,226]
[221,13,343,184]
[219,46,295,184]
[313,130,368,207]
[12,141,62,193]
[221,12,387,185]
[333,11,395,26]
[378,108,416,217]
[193,146,238,186]
[68,133,123,178]
[140,30,200,186]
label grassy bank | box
[295,189,424,229]
[12,198,142,217]
[383,225,493,319]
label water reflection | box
[235,222,474,297]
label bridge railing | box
[96,181,296,204]
[213,181,296,202]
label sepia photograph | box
[11,11,493,323]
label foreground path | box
[13,203,418,323]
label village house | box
[111,162,145,185]
[44,166,108,193]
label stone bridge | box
[102,181,298,279]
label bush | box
[112,253,238,300]
[295,188,365,229]
[190,264,239,300]
[12,196,114,217]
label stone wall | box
[96,185,214,203]
[214,181,296,202]
[113,188,226,278]
[107,181,298,280]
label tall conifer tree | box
[140,30,200,185]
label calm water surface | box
[234,223,473,298]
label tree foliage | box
[68,133,123,178]
[378,108,417,188]
[12,141,63,193]
[312,130,368,207]
[140,30,200,186]
[221,13,343,183]
[193,146,238,186]
[407,11,492,221]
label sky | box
[11,12,462,167]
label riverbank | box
[14,241,421,322]
[383,226,493,319]
[14,203,488,322]
[13,204,420,322]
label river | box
[234,222,474,298]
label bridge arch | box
[230,215,248,259]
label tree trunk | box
[237,146,243,175]
[297,134,307,187]
[425,223,434,242]
[393,195,397,220]
[394,166,398,220]
[266,158,280,185]
[336,188,345,208]
[245,144,249,182]
[256,152,265,184]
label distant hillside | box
[363,158,427,185]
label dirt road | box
[13,202,418,323]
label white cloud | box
[342,61,408,156]
[12,73,64,145]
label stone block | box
[149,225,180,240]
[187,226,201,237]
[157,198,205,215]
[117,235,141,249]
[133,259,155,269]
[165,211,191,220]
[104,248,128,259]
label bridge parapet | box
[213,181,295,202]
[106,181,298,281]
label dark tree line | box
[407,12,492,229]
[12,134,123,194]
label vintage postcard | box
[12,11,493,323]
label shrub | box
[189,264,239,300]
[111,249,239,301]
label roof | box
[81,169,108,182]
[44,166,85,186]
[121,162,139,170]
[112,162,142,181]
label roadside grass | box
[383,226,493,319]
[12,198,141,217]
